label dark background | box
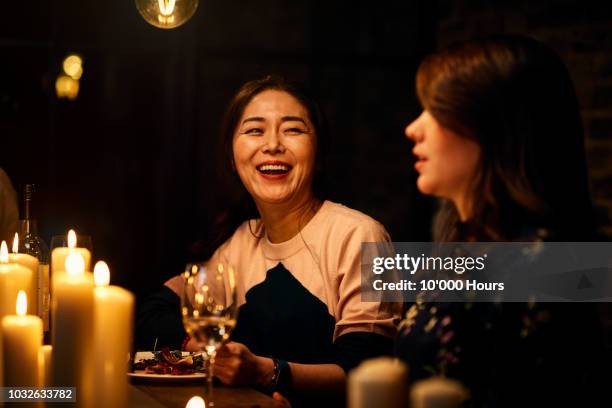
[1,0,611,302]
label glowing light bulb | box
[63,55,83,80]
[135,0,199,29]
[55,75,79,100]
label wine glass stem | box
[207,349,216,383]
[206,350,216,406]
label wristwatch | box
[267,358,292,395]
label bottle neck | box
[19,219,38,236]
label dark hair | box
[415,35,595,241]
[193,75,329,259]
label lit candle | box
[51,229,91,274]
[9,233,39,318]
[186,396,206,408]
[348,357,408,408]
[0,241,34,318]
[0,240,34,386]
[410,377,468,408]
[93,261,134,408]
[40,344,53,386]
[1,291,42,387]
[51,252,94,407]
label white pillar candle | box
[348,357,408,408]
[410,377,468,408]
[0,240,34,387]
[51,252,94,407]
[1,291,42,387]
[39,345,53,386]
[10,233,40,318]
[0,241,34,318]
[51,229,91,275]
[93,261,134,408]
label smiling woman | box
[136,76,400,407]
[232,89,318,227]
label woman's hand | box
[213,341,275,387]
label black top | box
[394,227,610,406]
[136,263,393,405]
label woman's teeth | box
[257,164,291,174]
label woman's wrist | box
[255,357,292,396]
[255,356,276,388]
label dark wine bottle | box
[18,184,51,343]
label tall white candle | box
[348,357,408,408]
[51,252,94,407]
[1,291,42,387]
[51,229,91,275]
[93,261,134,408]
[9,233,39,318]
[0,240,33,387]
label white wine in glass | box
[181,262,238,388]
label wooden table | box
[129,382,283,408]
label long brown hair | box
[416,35,595,241]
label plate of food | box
[128,348,207,382]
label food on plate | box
[132,348,205,375]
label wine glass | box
[181,262,238,391]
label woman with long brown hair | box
[398,35,606,405]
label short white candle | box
[51,229,91,275]
[0,241,34,318]
[51,252,94,407]
[410,377,468,408]
[348,357,408,408]
[93,261,134,408]
[1,291,42,387]
[9,233,40,318]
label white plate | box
[128,351,206,382]
[127,372,206,382]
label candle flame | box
[185,396,205,408]
[65,252,85,276]
[16,290,27,316]
[0,241,8,263]
[68,229,77,248]
[94,261,111,287]
[12,233,19,254]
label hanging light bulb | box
[135,0,199,29]
[56,54,83,100]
